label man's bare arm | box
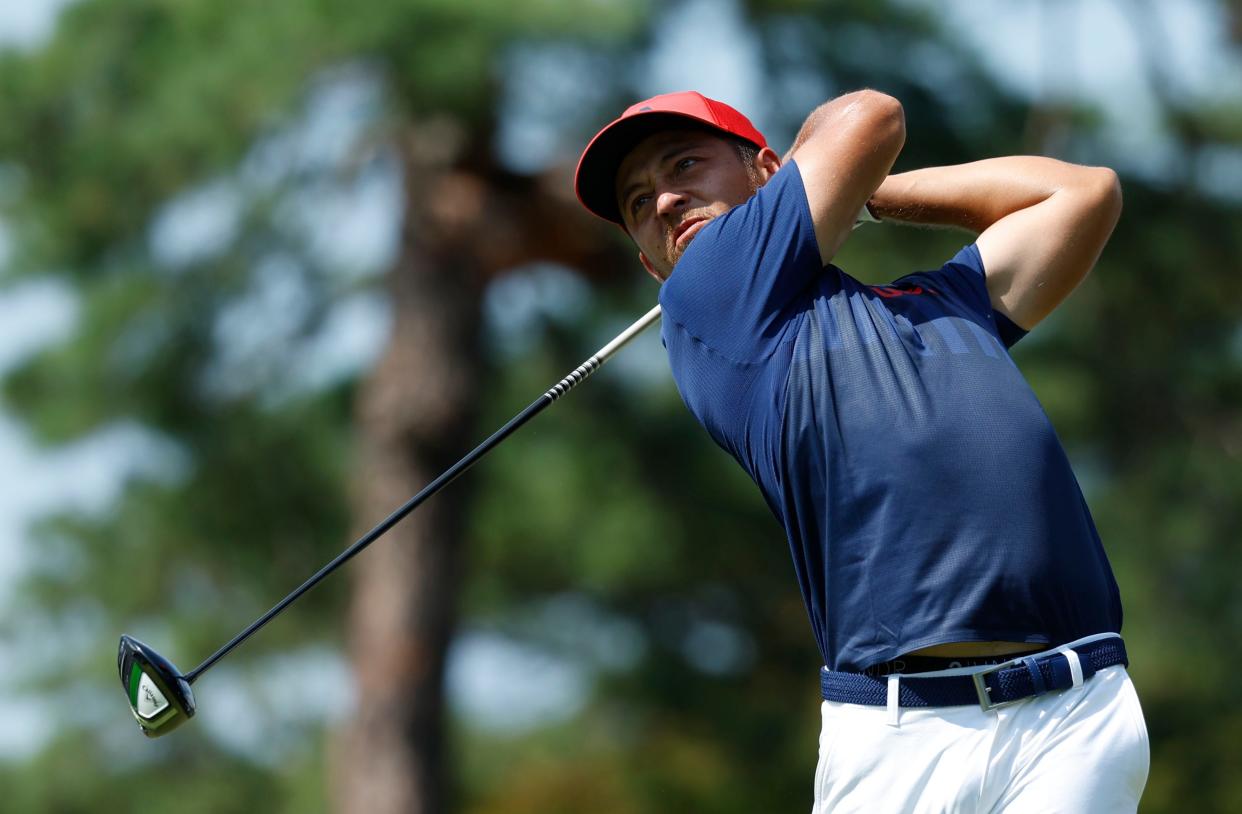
[788,90,906,266]
[868,158,1122,330]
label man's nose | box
[655,188,687,217]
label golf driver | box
[118,304,663,737]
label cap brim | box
[575,112,748,226]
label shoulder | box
[662,160,815,307]
[892,244,986,302]
[658,162,822,362]
[893,245,1028,349]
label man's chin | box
[663,252,684,276]
[666,236,694,267]
[671,218,713,261]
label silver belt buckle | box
[971,655,1030,712]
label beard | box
[665,205,721,266]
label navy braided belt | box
[820,636,1128,712]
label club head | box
[117,635,196,738]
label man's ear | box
[755,146,782,184]
[638,251,664,283]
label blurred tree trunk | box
[332,127,482,814]
[332,120,625,814]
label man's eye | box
[631,194,651,215]
[675,157,698,173]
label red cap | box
[574,91,767,226]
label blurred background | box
[0,0,1238,811]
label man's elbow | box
[1066,167,1121,287]
[847,89,906,154]
[1083,166,1123,228]
[793,90,905,163]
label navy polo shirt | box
[658,161,1122,672]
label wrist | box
[866,175,905,221]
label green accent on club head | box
[128,662,142,707]
[117,634,196,737]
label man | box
[574,90,1149,812]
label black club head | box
[117,635,196,738]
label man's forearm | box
[867,157,1113,234]
[869,155,1121,330]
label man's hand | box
[868,158,1122,330]
[788,90,906,266]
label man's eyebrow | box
[617,142,702,209]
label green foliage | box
[0,0,1239,812]
[0,727,329,814]
[0,0,648,808]
[0,0,647,269]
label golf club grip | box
[184,304,663,683]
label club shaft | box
[184,304,662,683]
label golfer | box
[574,90,1149,812]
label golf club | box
[118,304,663,737]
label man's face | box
[615,129,777,281]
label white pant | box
[811,664,1149,813]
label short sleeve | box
[898,243,1028,349]
[658,160,825,363]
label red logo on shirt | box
[870,284,938,299]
